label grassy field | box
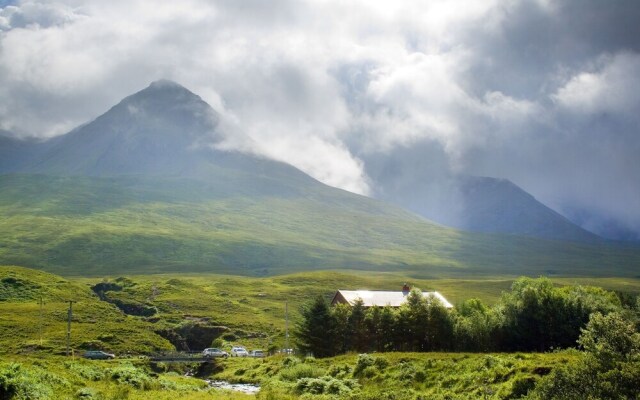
[3,265,640,358]
[1,174,639,278]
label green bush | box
[282,356,300,367]
[65,362,105,381]
[0,363,54,400]
[279,363,325,382]
[327,364,351,378]
[295,376,359,396]
[507,377,536,399]
[365,365,381,379]
[529,312,640,399]
[397,362,418,382]
[108,364,154,390]
[374,357,390,371]
[353,354,376,377]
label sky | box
[1,0,639,237]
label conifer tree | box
[295,295,336,357]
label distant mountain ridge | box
[368,164,600,242]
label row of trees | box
[296,277,632,357]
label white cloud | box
[553,52,640,116]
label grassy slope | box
[3,266,640,358]
[1,174,639,278]
[0,266,173,355]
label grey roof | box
[334,290,453,308]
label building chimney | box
[402,283,410,292]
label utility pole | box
[39,295,44,346]
[285,301,289,352]
[66,301,76,356]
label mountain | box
[22,80,312,185]
[1,80,638,278]
[366,152,599,242]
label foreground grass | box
[0,356,254,400]
[0,352,579,399]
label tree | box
[347,298,369,352]
[454,298,498,352]
[364,306,382,352]
[295,296,336,357]
[426,296,454,351]
[578,312,640,367]
[332,303,350,354]
[499,277,621,351]
[530,312,640,400]
[397,288,429,351]
[377,306,396,351]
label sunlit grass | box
[1,174,639,278]
[3,265,639,360]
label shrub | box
[353,354,376,377]
[0,363,55,399]
[65,362,105,381]
[414,370,427,382]
[327,364,351,378]
[507,377,536,399]
[398,363,417,382]
[295,376,359,396]
[360,366,378,379]
[279,364,325,382]
[108,364,154,390]
[374,357,390,371]
[282,356,299,367]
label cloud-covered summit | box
[1,0,639,239]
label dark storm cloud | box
[0,0,639,236]
[457,0,640,98]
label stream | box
[206,380,261,394]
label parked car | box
[249,350,265,358]
[202,348,228,358]
[230,346,249,357]
[84,350,115,360]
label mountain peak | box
[148,79,184,89]
[125,79,203,105]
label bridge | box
[149,352,219,363]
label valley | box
[1,81,639,399]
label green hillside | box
[1,174,639,277]
[0,266,173,355]
[3,265,640,357]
